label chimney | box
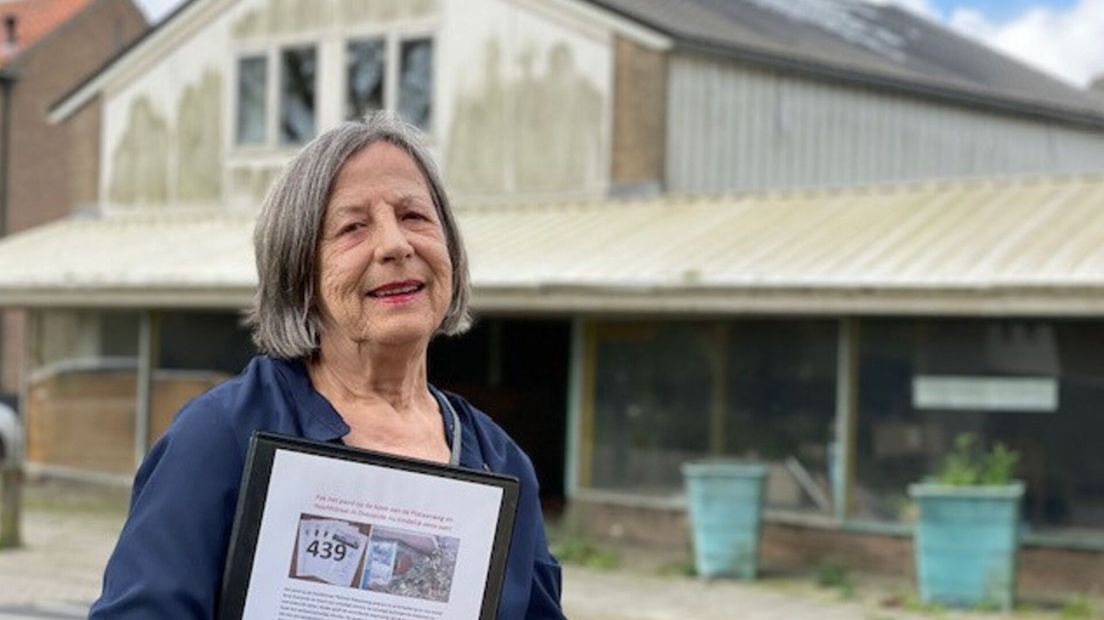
[2,15,16,54]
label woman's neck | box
[307,337,432,415]
[307,334,450,464]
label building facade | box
[4,0,1104,590]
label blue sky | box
[929,0,1076,21]
[134,0,1104,87]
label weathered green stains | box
[339,0,438,23]
[231,166,282,206]
[446,40,507,192]
[176,71,223,203]
[232,0,329,39]
[109,97,170,206]
[446,41,604,195]
[231,10,261,39]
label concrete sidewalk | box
[0,484,1087,619]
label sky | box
[867,0,1104,86]
[133,0,1104,88]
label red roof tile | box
[0,0,95,65]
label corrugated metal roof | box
[0,210,257,307]
[4,175,1104,315]
[587,0,1104,126]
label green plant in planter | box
[934,433,1019,486]
[909,432,1024,611]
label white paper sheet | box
[240,449,504,619]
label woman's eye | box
[403,211,429,222]
[338,222,364,235]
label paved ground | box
[0,481,1096,619]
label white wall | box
[98,0,616,212]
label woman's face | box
[315,142,453,350]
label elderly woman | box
[90,113,563,618]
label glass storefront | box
[583,316,1104,537]
[587,320,837,512]
[856,319,1104,534]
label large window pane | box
[588,320,837,512]
[27,310,139,475]
[723,321,837,512]
[236,56,267,145]
[346,39,385,121]
[856,318,1104,535]
[280,46,316,144]
[158,311,256,374]
[398,38,432,130]
[592,323,712,494]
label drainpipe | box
[0,67,15,239]
[0,67,16,411]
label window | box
[280,46,317,144]
[346,39,385,120]
[347,36,433,129]
[398,38,432,129]
[236,56,267,145]
[233,33,434,148]
[586,320,837,511]
[856,318,1104,535]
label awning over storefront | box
[3,173,1104,315]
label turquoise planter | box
[909,482,1024,610]
[682,461,767,579]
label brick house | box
[0,0,147,406]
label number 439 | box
[306,540,347,561]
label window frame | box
[339,23,436,134]
[277,43,320,146]
[228,22,437,161]
[234,53,270,147]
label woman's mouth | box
[367,280,425,302]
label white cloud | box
[948,0,1104,87]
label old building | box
[2,0,1104,590]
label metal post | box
[833,317,859,522]
[134,311,159,469]
[709,323,729,455]
[564,318,585,499]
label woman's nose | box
[376,212,414,262]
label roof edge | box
[10,284,1104,317]
[48,0,205,123]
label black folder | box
[219,432,519,620]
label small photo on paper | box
[288,513,371,588]
[358,526,461,603]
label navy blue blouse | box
[90,356,563,619]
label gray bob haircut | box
[246,112,472,359]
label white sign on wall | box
[912,375,1058,413]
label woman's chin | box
[342,319,438,351]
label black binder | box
[219,432,519,620]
